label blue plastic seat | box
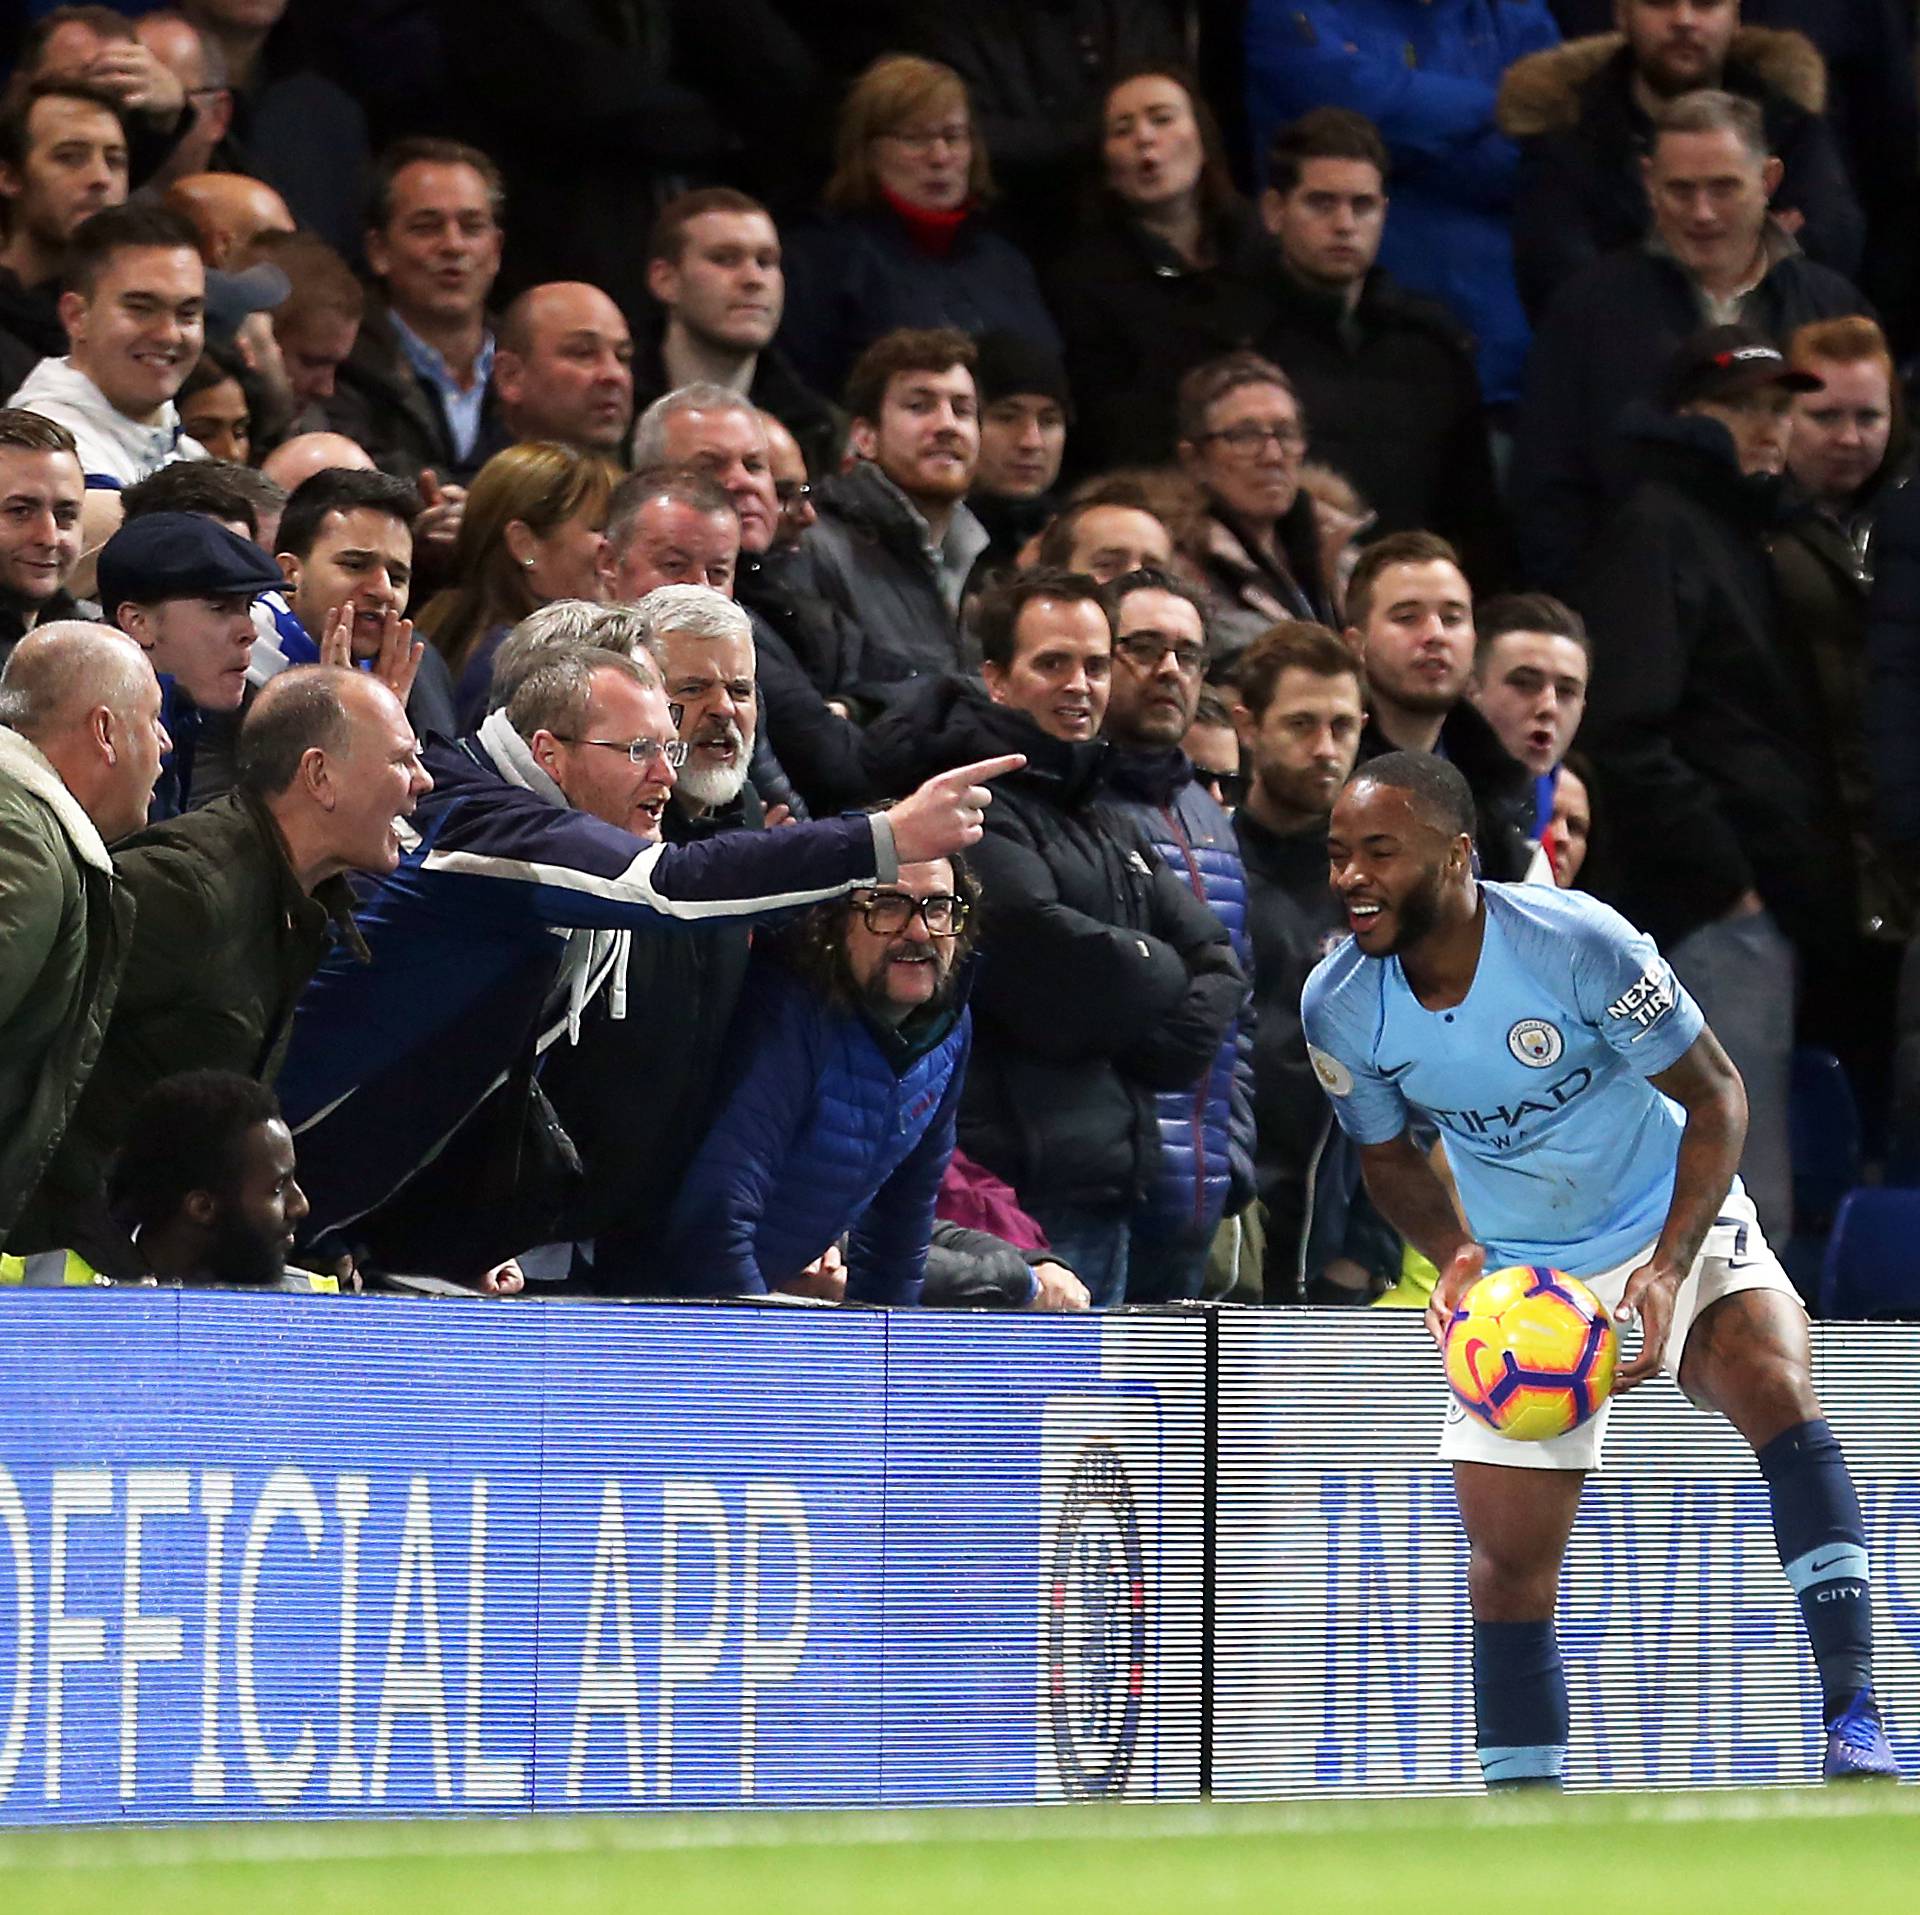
[1817,1188,1920,1318]
[1790,1047,1861,1229]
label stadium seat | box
[1817,1188,1920,1319]
[1790,1047,1861,1227]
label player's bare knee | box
[1467,1546,1561,1622]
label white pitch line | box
[0,1788,1913,1875]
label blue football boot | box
[1824,1691,1899,1781]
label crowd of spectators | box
[1,0,1916,1311]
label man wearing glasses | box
[1099,567,1255,1301]
[658,857,978,1303]
[274,641,1019,1278]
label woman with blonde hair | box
[777,54,1060,405]
[415,440,618,728]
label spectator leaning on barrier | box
[272,642,1020,1278]
[16,662,424,1276]
[1346,529,1539,884]
[862,569,1245,1307]
[1229,620,1398,1304]
[659,853,977,1305]
[1500,0,1863,320]
[0,621,164,1250]
[1512,89,1866,592]
[1098,566,1256,1302]
[105,1071,336,1290]
[0,408,85,665]
[540,588,791,1290]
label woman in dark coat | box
[1047,66,1280,474]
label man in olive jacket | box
[14,664,430,1272]
[0,623,168,1249]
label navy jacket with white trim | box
[277,729,896,1239]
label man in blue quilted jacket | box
[1099,567,1256,1300]
[657,855,976,1304]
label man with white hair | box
[636,583,757,820]
[0,620,167,1248]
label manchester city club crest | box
[1507,1018,1565,1069]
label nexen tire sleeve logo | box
[1046,1441,1147,1797]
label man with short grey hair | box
[273,639,1026,1278]
[0,621,165,1248]
[484,598,652,713]
[1514,89,1867,589]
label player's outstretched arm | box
[1354,1132,1482,1348]
[1615,1027,1749,1389]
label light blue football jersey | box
[1300,884,1705,1275]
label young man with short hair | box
[638,187,840,480]
[0,408,86,661]
[0,81,130,398]
[1346,528,1538,882]
[1468,592,1591,839]
[788,326,988,686]
[1259,107,1507,582]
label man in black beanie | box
[966,330,1071,584]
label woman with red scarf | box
[777,55,1062,410]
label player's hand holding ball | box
[1444,1265,1619,1441]
[1424,1241,1486,1351]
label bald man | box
[0,621,167,1244]
[17,663,432,1273]
[260,430,375,498]
[164,171,296,268]
[493,281,634,455]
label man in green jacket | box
[0,622,169,1248]
[13,662,430,1272]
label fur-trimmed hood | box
[1497,27,1825,139]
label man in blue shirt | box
[1303,751,1896,1786]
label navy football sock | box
[1758,1419,1875,1720]
[1473,1619,1568,1788]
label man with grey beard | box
[637,584,757,820]
[538,584,772,1290]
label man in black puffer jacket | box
[863,569,1246,1307]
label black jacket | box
[1259,264,1512,588]
[1512,236,1867,590]
[783,461,986,692]
[1574,409,1849,956]
[0,266,63,407]
[1865,477,1920,872]
[863,676,1246,1213]
[1356,700,1538,886]
[1047,196,1281,474]
[325,296,511,489]
[734,586,875,816]
[1232,806,1399,1301]
[1500,32,1866,322]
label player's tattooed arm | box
[1354,1133,1483,1348]
[1616,1027,1749,1388]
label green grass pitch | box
[0,1790,1913,1914]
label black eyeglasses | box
[1201,421,1307,454]
[1116,633,1207,674]
[775,479,813,505]
[1194,768,1247,808]
[552,735,689,769]
[853,891,969,935]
